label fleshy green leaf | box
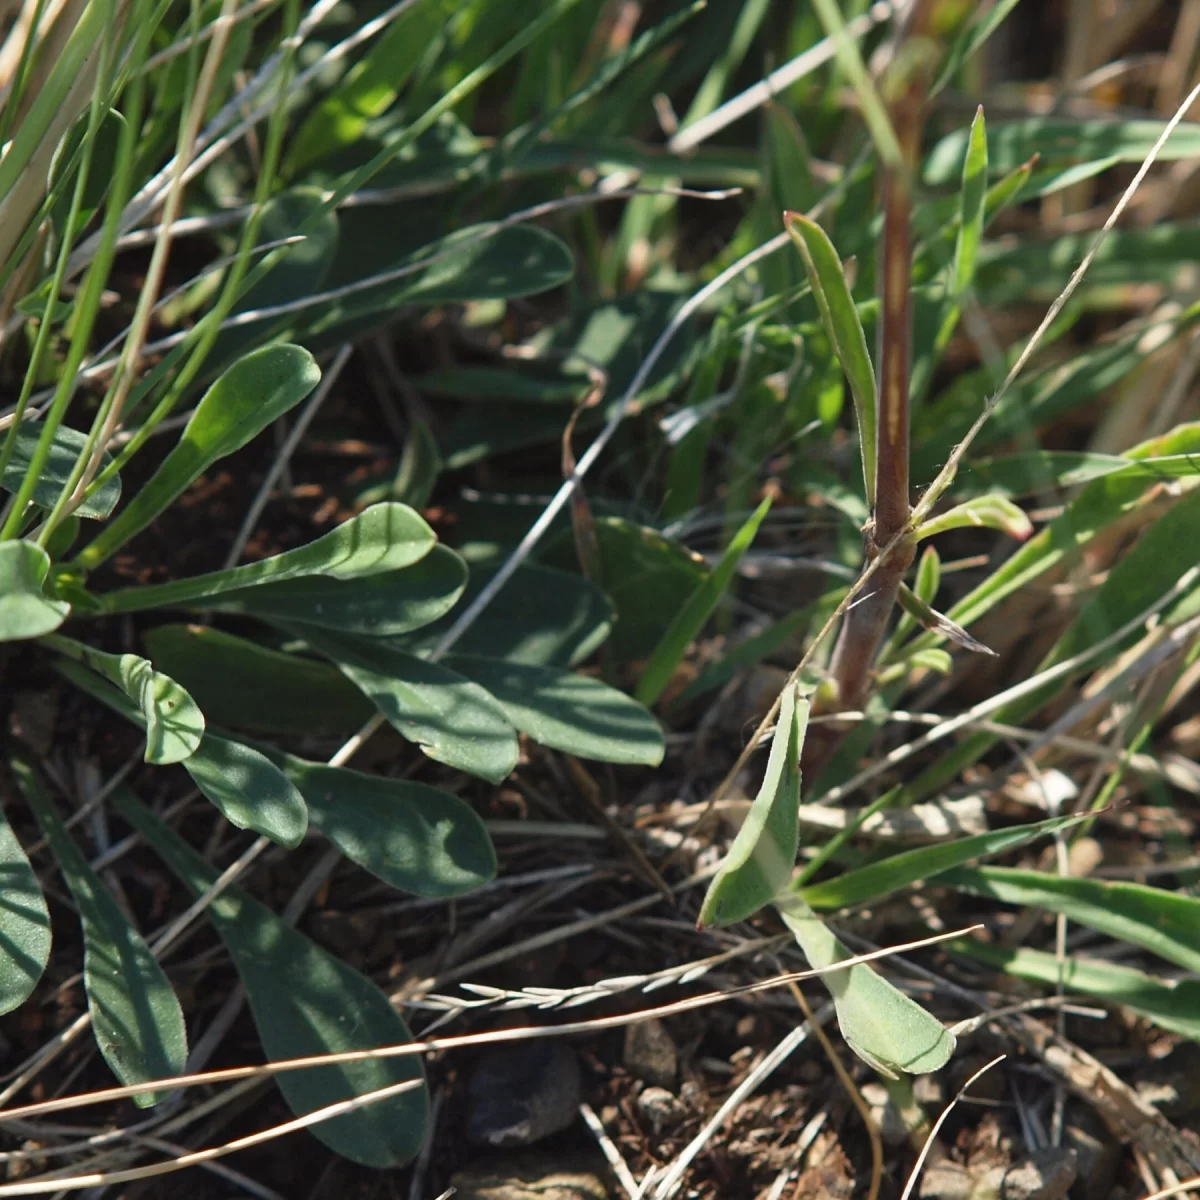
[636,494,772,707]
[13,758,186,1105]
[113,790,428,1166]
[79,345,321,568]
[785,211,877,506]
[206,546,466,636]
[0,541,70,641]
[183,734,308,847]
[699,684,807,928]
[299,629,520,783]
[445,656,664,766]
[942,867,1200,975]
[915,493,1034,542]
[0,782,51,1015]
[775,891,955,1077]
[799,811,1085,912]
[1,425,120,520]
[47,637,203,764]
[96,503,438,615]
[143,625,374,738]
[277,754,496,896]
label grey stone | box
[466,1040,582,1148]
[623,1018,677,1088]
[451,1154,608,1200]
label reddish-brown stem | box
[808,1,941,767]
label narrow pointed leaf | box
[699,685,807,928]
[942,867,1200,975]
[0,541,70,641]
[80,345,321,568]
[915,494,1033,542]
[1,425,120,519]
[13,759,185,1105]
[800,811,1086,912]
[446,656,664,766]
[776,891,955,1077]
[636,495,772,707]
[97,503,437,615]
[952,106,988,297]
[0,779,51,1014]
[951,938,1200,1043]
[277,754,495,896]
[183,735,308,847]
[299,629,519,783]
[113,790,428,1166]
[785,212,877,506]
[48,637,203,764]
[897,584,996,656]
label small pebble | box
[623,1019,677,1088]
[636,1086,684,1134]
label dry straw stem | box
[703,77,1200,826]
[0,927,978,1123]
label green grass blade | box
[950,938,1200,1043]
[952,106,987,297]
[785,212,877,506]
[636,495,773,707]
[943,867,1200,975]
[14,757,186,1106]
[800,812,1085,912]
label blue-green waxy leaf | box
[444,656,664,766]
[113,790,428,1166]
[13,759,185,1106]
[143,625,375,738]
[47,637,203,764]
[785,211,877,507]
[0,541,70,641]
[775,892,955,1078]
[97,503,437,615]
[1,425,120,519]
[698,685,807,928]
[79,345,321,568]
[207,546,466,636]
[299,629,520,783]
[0,787,51,1015]
[636,495,773,708]
[277,754,495,896]
[183,734,308,847]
